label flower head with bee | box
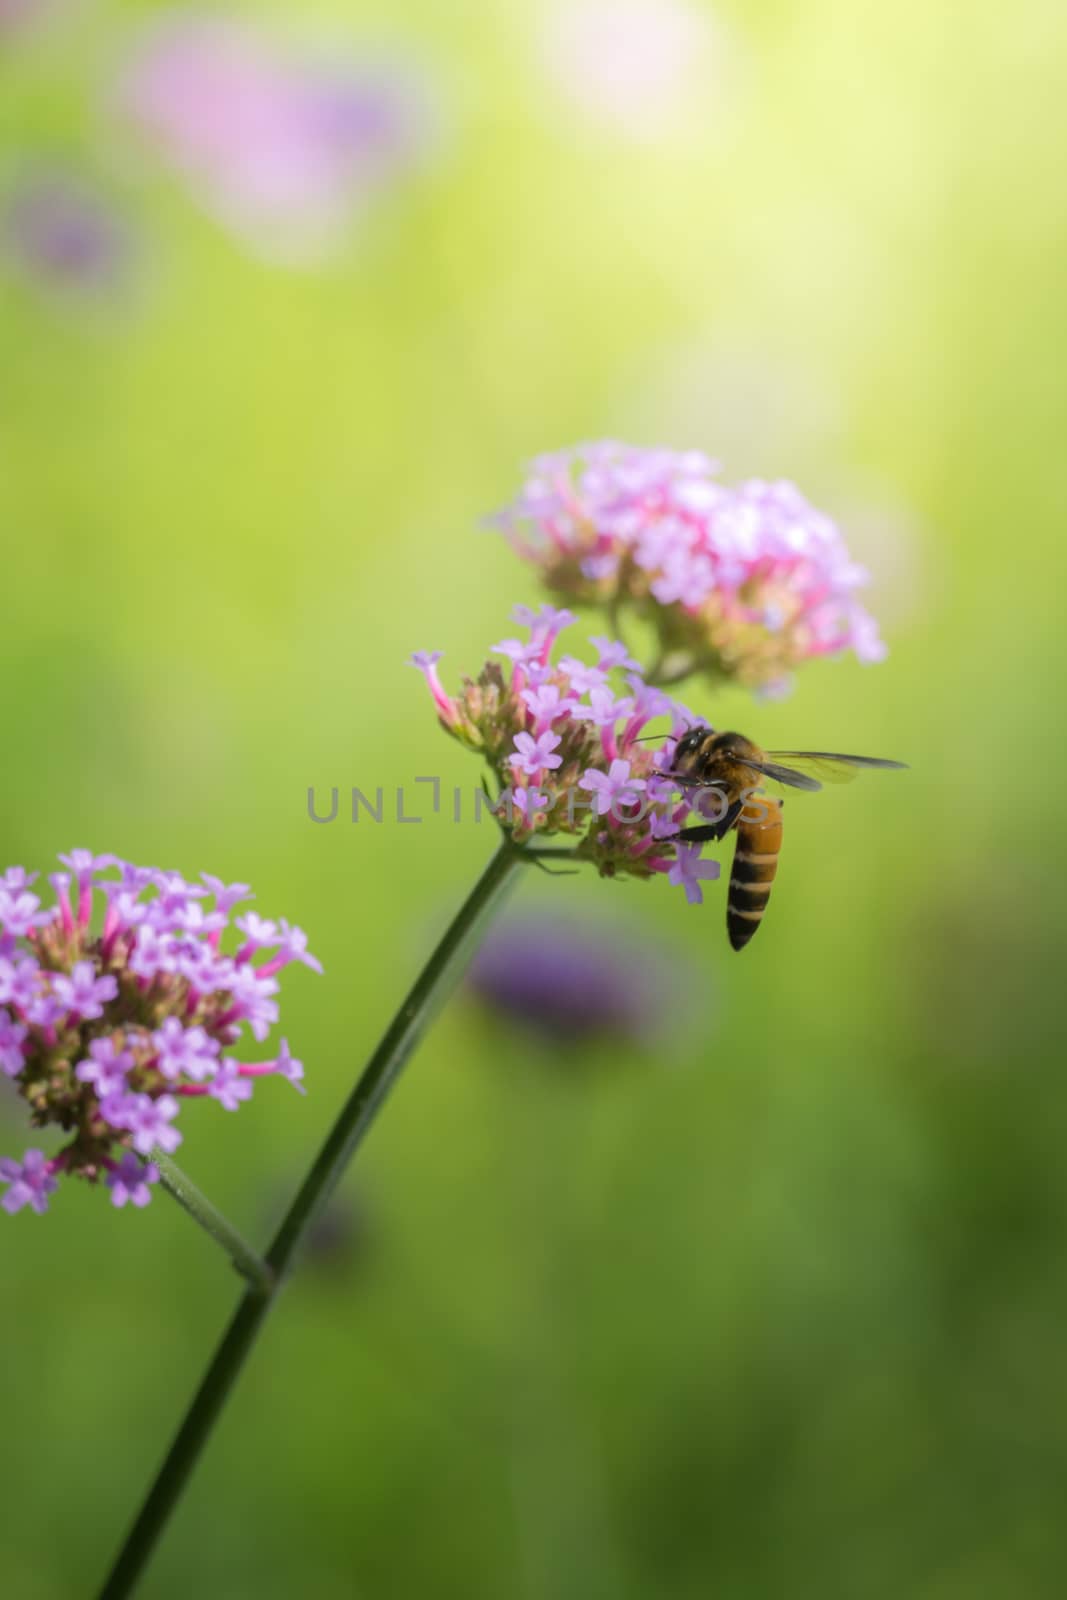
[411,604,720,900]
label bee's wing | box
[757,751,908,789]
[735,758,824,791]
[732,752,907,792]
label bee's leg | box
[666,824,723,845]
[526,857,580,877]
[666,798,743,845]
[519,845,582,876]
[654,770,718,786]
[655,772,735,790]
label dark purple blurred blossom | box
[2,172,133,294]
[467,909,701,1050]
[261,1182,373,1274]
[121,15,432,263]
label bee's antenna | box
[633,721,708,744]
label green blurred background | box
[3,2,1067,1596]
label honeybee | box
[659,727,907,951]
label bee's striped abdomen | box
[727,797,783,951]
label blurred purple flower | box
[0,0,45,38]
[2,172,133,294]
[121,15,432,262]
[466,909,701,1050]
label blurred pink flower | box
[542,0,735,141]
[121,15,432,262]
[491,443,888,693]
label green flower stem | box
[605,596,631,656]
[646,654,700,687]
[97,839,523,1600]
[152,1152,274,1296]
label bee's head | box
[669,724,714,776]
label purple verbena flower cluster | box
[489,442,886,695]
[0,854,320,1216]
[411,606,719,895]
